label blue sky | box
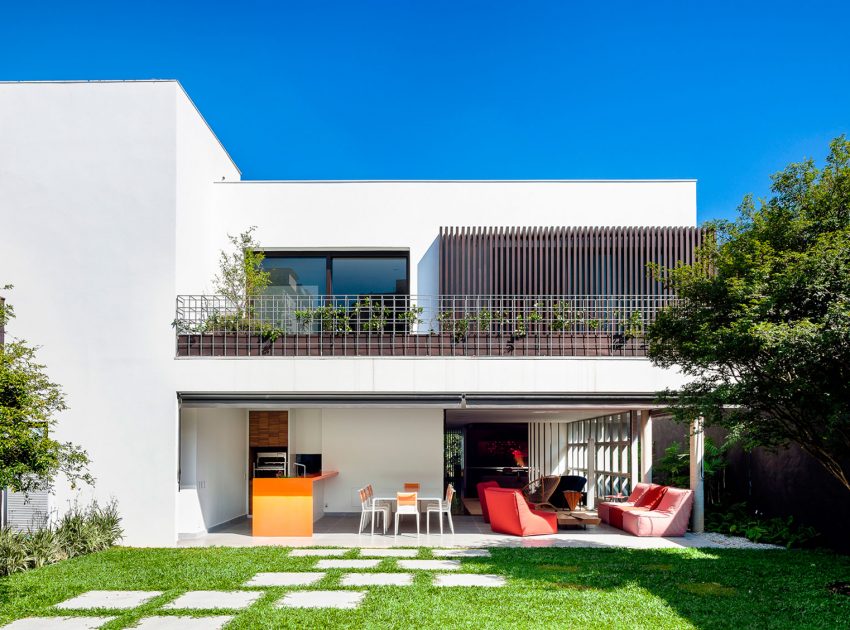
[2,1,848,223]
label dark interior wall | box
[653,416,850,552]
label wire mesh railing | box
[174,294,678,358]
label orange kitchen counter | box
[252,471,339,537]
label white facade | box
[0,81,697,545]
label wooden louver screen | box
[438,226,703,296]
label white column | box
[689,416,705,533]
[640,410,653,483]
[629,411,640,491]
[586,436,596,509]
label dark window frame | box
[261,250,410,296]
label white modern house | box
[0,80,705,546]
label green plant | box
[706,502,819,548]
[513,314,526,338]
[314,304,352,334]
[25,527,64,568]
[476,308,493,332]
[587,319,600,331]
[0,528,28,576]
[438,311,472,342]
[397,304,424,328]
[212,227,271,318]
[1,289,93,494]
[655,436,729,505]
[552,301,574,331]
[624,310,644,339]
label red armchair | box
[622,487,694,537]
[476,481,500,523]
[484,488,558,536]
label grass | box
[1,546,848,629]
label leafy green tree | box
[213,227,271,318]
[0,288,93,493]
[648,137,850,492]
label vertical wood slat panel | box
[438,226,703,296]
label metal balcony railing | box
[174,294,677,358]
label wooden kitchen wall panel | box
[249,410,288,447]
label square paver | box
[276,590,366,609]
[289,548,349,557]
[433,549,491,558]
[130,618,233,630]
[435,574,506,587]
[244,572,325,587]
[315,559,381,569]
[56,591,163,610]
[3,618,115,630]
[341,572,413,586]
[358,548,418,557]
[163,590,262,610]
[398,560,461,571]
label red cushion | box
[634,484,668,510]
[608,505,649,529]
[476,481,500,523]
[485,488,558,536]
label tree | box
[647,136,850,492]
[212,227,270,319]
[0,288,93,494]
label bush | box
[0,499,122,576]
[706,502,820,548]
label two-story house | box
[0,80,704,545]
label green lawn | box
[1,546,848,629]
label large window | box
[261,252,409,297]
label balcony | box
[174,294,675,358]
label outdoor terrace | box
[174,294,676,358]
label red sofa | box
[599,484,695,537]
[597,482,651,524]
[622,487,694,537]
[476,481,501,523]
[484,488,558,536]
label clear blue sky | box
[2,1,848,223]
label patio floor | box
[178,514,743,549]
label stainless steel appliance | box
[253,451,288,477]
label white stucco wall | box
[0,81,237,545]
[187,179,697,296]
[320,408,444,512]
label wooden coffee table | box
[556,510,601,529]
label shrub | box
[0,527,28,576]
[706,502,820,548]
[0,499,122,576]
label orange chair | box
[403,482,421,492]
[395,492,420,535]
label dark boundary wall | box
[653,416,850,552]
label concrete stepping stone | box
[435,574,506,587]
[433,549,491,558]
[4,618,115,629]
[289,548,348,557]
[56,591,163,610]
[358,548,418,557]
[130,618,233,630]
[276,590,366,609]
[245,572,325,587]
[398,559,461,571]
[163,590,262,610]
[341,572,413,586]
[315,559,380,569]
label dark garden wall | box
[652,416,850,552]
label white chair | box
[426,483,455,535]
[367,484,390,534]
[394,491,419,535]
[358,487,389,534]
